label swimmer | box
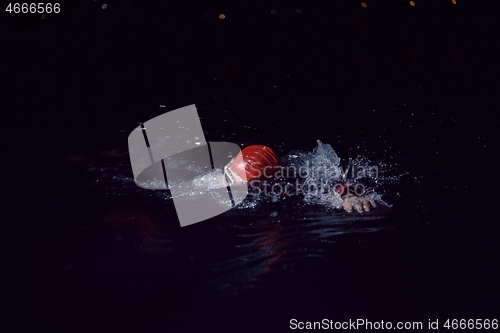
[224,145,378,213]
[67,145,378,213]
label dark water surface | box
[3,108,498,332]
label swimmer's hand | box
[340,193,377,213]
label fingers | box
[354,201,364,213]
[342,196,363,213]
[343,198,353,213]
[365,193,378,208]
[362,199,371,212]
[342,195,377,213]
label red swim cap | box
[225,145,280,182]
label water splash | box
[278,140,394,209]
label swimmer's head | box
[224,145,280,183]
